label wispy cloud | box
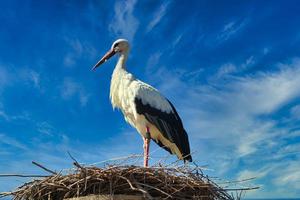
[273,161,300,191]
[64,39,82,67]
[237,121,274,157]
[146,52,162,74]
[0,65,12,96]
[0,65,41,90]
[240,160,300,197]
[0,65,42,121]
[0,133,28,150]
[146,1,170,33]
[61,78,90,106]
[0,110,9,121]
[37,121,56,136]
[216,18,249,43]
[109,0,139,42]
[290,104,300,119]
[213,55,257,80]
[215,63,236,78]
[19,68,41,89]
[63,38,97,67]
[146,58,300,196]
[172,34,183,47]
[237,166,271,181]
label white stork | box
[92,39,192,167]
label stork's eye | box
[113,43,119,48]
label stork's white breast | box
[110,68,173,130]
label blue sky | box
[0,0,300,198]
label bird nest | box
[1,155,258,200]
[1,164,236,200]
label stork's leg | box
[143,127,151,167]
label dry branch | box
[32,161,57,175]
[0,174,49,178]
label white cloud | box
[197,60,300,125]
[216,18,248,42]
[275,143,300,160]
[238,167,271,181]
[290,104,300,119]
[63,38,97,67]
[236,167,275,198]
[146,52,162,73]
[146,1,170,32]
[109,0,139,42]
[242,56,255,68]
[69,39,83,55]
[61,78,90,106]
[19,68,41,88]
[61,79,79,99]
[172,34,183,47]
[0,110,9,121]
[273,161,300,190]
[0,65,41,90]
[29,70,40,88]
[231,67,300,115]
[0,65,41,122]
[216,63,237,78]
[0,133,28,150]
[237,121,275,157]
[214,56,255,79]
[37,121,56,136]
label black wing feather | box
[135,98,192,162]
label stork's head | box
[92,39,129,71]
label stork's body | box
[93,39,192,166]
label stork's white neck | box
[110,50,131,111]
[116,52,128,69]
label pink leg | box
[143,127,151,167]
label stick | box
[119,176,152,199]
[137,182,172,198]
[67,151,84,170]
[32,161,57,175]
[0,174,49,178]
[224,186,260,191]
[217,177,257,184]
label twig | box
[119,176,151,197]
[67,151,84,170]
[137,182,172,198]
[217,177,257,184]
[32,161,57,175]
[224,186,260,191]
[0,174,49,178]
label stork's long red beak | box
[92,49,116,71]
